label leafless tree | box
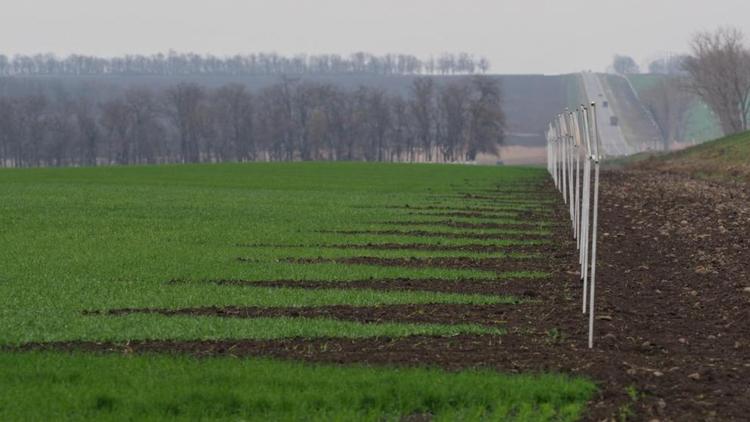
[438,80,472,161]
[466,76,506,160]
[72,98,99,166]
[648,54,689,75]
[612,55,640,75]
[212,84,255,161]
[99,98,131,164]
[683,27,750,135]
[124,87,163,163]
[165,83,206,163]
[640,77,695,147]
[411,77,437,161]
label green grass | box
[0,352,595,421]
[0,162,549,343]
[634,130,750,180]
[6,315,504,344]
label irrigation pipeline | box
[546,104,602,349]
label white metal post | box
[558,114,568,204]
[572,112,581,244]
[588,102,602,349]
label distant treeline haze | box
[0,76,505,167]
[0,52,490,76]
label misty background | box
[0,1,747,168]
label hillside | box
[634,130,750,180]
[602,74,664,150]
[627,74,723,144]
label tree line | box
[0,52,490,77]
[0,76,505,168]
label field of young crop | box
[0,162,596,420]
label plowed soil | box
[381,220,547,230]
[209,278,546,297]
[315,229,548,241]
[284,256,542,273]
[85,303,518,327]
[234,242,546,253]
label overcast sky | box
[1,0,747,74]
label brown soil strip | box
[280,257,543,273]
[389,205,548,213]
[406,211,546,220]
[428,194,553,203]
[316,229,548,241]
[211,278,549,298]
[324,242,548,253]
[233,242,548,253]
[85,303,519,327]
[381,220,549,230]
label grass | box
[0,352,596,421]
[633,130,750,181]
[0,161,595,420]
[7,315,504,344]
[0,162,549,344]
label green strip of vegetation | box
[1,315,504,344]
[0,352,596,421]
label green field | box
[0,162,595,420]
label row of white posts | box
[546,104,602,349]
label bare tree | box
[0,97,18,167]
[72,98,99,166]
[438,80,472,161]
[648,54,689,75]
[612,55,640,75]
[410,77,437,160]
[212,84,255,161]
[641,77,695,147]
[466,76,505,161]
[165,83,206,162]
[99,98,131,164]
[124,87,163,163]
[683,27,750,135]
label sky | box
[0,0,747,75]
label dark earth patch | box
[279,256,541,273]
[322,242,548,253]
[315,229,548,241]
[389,205,548,213]
[203,278,549,297]
[406,211,544,220]
[233,242,548,253]
[84,303,520,327]
[381,220,549,230]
